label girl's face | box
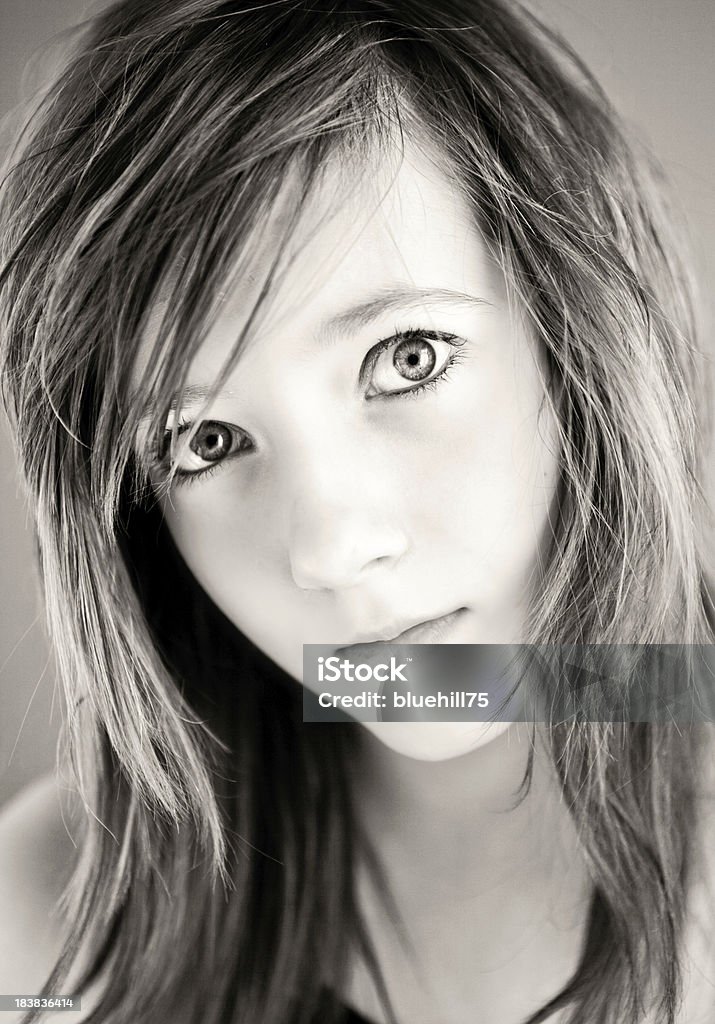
[137,140,561,761]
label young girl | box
[0,1,713,1022]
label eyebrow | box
[316,285,490,348]
[138,284,489,424]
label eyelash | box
[153,419,241,490]
[154,326,467,487]
[172,458,223,489]
[364,327,466,401]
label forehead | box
[133,136,498,399]
[262,138,498,332]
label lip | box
[336,607,467,657]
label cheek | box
[160,494,266,623]
[414,348,560,604]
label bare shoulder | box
[0,772,81,1021]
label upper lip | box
[338,608,462,648]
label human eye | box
[154,416,253,487]
[362,327,468,400]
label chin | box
[363,720,513,761]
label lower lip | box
[336,607,467,660]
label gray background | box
[1,0,713,809]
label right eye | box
[161,419,253,482]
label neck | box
[351,721,591,917]
[343,725,594,1024]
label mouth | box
[336,607,467,658]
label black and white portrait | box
[0,2,713,1022]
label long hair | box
[0,2,713,1022]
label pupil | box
[393,338,436,381]
[191,422,230,462]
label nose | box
[287,473,410,592]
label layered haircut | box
[1,1,714,1022]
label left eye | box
[164,420,252,476]
[364,329,460,397]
